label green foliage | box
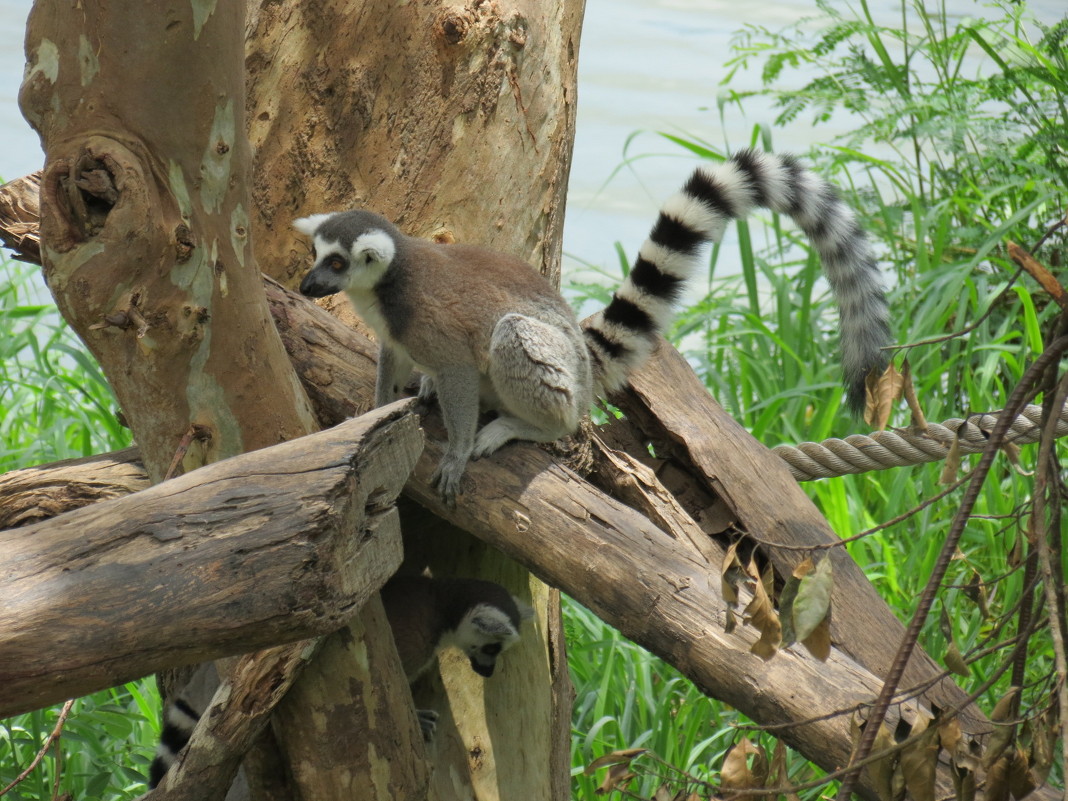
[0,259,132,471]
[0,686,160,801]
[569,0,1065,795]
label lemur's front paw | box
[430,454,468,507]
[414,375,438,416]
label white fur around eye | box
[312,235,348,266]
[352,229,396,266]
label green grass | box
[0,260,132,472]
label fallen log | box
[0,402,421,716]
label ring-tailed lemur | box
[148,576,532,789]
[296,149,892,503]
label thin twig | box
[0,699,74,797]
[834,334,1068,801]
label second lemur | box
[149,576,531,788]
[296,149,892,502]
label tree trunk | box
[241,1,583,798]
[18,2,439,798]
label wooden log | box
[616,341,982,728]
[0,402,421,717]
[0,446,149,530]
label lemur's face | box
[452,603,523,678]
[294,211,396,297]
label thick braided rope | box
[773,403,1068,482]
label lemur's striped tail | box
[581,149,892,412]
[148,697,200,788]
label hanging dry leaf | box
[769,738,802,801]
[863,722,901,801]
[982,688,1020,770]
[653,784,675,801]
[744,575,781,660]
[986,752,1013,801]
[962,569,989,619]
[1027,711,1056,785]
[864,361,905,429]
[595,762,635,796]
[721,540,744,605]
[1000,441,1032,476]
[944,640,970,676]
[900,714,939,801]
[940,429,962,484]
[801,614,832,661]
[584,747,649,774]
[900,359,928,431]
[951,760,976,801]
[938,716,962,756]
[1007,746,1037,800]
[721,737,768,798]
[792,556,833,643]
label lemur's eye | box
[325,255,346,272]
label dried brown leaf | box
[944,640,970,677]
[1008,747,1037,800]
[724,606,738,634]
[864,723,900,801]
[585,747,648,774]
[951,761,976,801]
[901,359,928,431]
[721,540,743,605]
[595,763,635,796]
[864,362,905,429]
[962,569,989,619]
[721,737,768,798]
[940,429,962,484]
[1000,441,1032,476]
[987,752,1013,801]
[801,613,832,661]
[900,714,939,801]
[983,688,1020,770]
[938,716,962,757]
[744,573,781,661]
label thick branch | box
[0,403,421,717]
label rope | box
[773,403,1068,482]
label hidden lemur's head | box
[445,585,535,677]
[294,210,401,298]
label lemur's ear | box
[351,230,397,266]
[513,596,535,622]
[292,213,335,236]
